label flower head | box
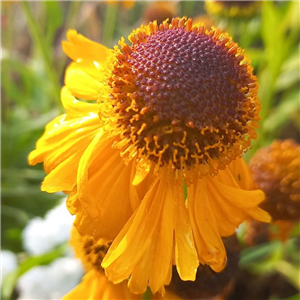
[105,18,260,179]
[29,17,270,294]
[250,139,300,221]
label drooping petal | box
[62,270,140,300]
[174,183,199,281]
[65,63,103,100]
[71,132,151,241]
[28,87,100,192]
[216,157,255,190]
[187,157,271,272]
[188,178,227,273]
[210,159,271,224]
[62,30,111,65]
[102,171,199,294]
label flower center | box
[82,236,111,272]
[109,19,259,175]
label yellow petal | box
[132,158,151,186]
[188,178,227,272]
[75,133,147,241]
[102,172,175,294]
[217,157,255,190]
[28,90,100,192]
[207,180,248,236]
[61,86,98,118]
[174,183,199,281]
[65,63,102,100]
[62,269,140,300]
[63,30,111,65]
[41,151,83,193]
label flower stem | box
[102,2,118,47]
[21,1,63,112]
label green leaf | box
[45,1,63,46]
[276,46,300,92]
[263,89,300,134]
[240,241,283,270]
[275,261,300,290]
[270,293,300,300]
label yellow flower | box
[205,1,261,18]
[29,18,270,294]
[250,139,300,221]
[63,227,180,300]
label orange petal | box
[188,178,227,272]
[75,134,148,241]
[102,172,176,294]
[62,270,140,300]
[174,183,199,281]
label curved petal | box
[187,157,270,272]
[62,269,181,300]
[216,157,255,190]
[187,178,227,273]
[102,171,199,294]
[65,63,103,100]
[28,87,100,192]
[72,133,152,242]
[62,30,111,65]
[62,270,140,300]
[174,183,199,281]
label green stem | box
[21,1,63,112]
[102,3,118,47]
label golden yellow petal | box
[61,86,99,118]
[174,183,199,281]
[212,179,266,209]
[217,157,255,190]
[41,151,83,193]
[65,63,102,100]
[28,89,100,192]
[102,173,175,294]
[132,158,151,186]
[207,182,248,236]
[62,269,140,300]
[63,29,111,65]
[188,178,227,272]
[74,132,147,241]
[29,116,99,172]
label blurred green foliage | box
[1,1,299,300]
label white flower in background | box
[22,198,74,255]
[1,250,18,278]
[17,257,84,299]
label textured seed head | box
[71,228,111,273]
[109,18,259,176]
[250,140,300,221]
